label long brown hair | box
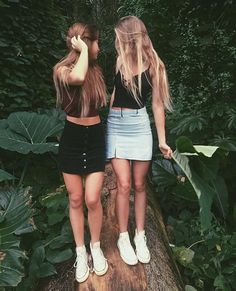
[53,22,106,117]
[115,16,172,111]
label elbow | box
[68,73,86,85]
[152,101,164,113]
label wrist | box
[81,45,88,52]
[159,140,166,146]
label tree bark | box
[41,163,184,291]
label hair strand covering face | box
[115,16,172,111]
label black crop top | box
[112,69,152,109]
[60,85,99,117]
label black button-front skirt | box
[58,120,105,175]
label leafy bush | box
[0,0,67,116]
[169,212,236,290]
[16,186,74,291]
[152,136,230,230]
[0,110,74,289]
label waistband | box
[65,119,102,128]
[109,106,147,116]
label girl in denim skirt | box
[106,16,173,265]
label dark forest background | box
[0,1,235,290]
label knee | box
[85,196,100,211]
[117,181,131,196]
[134,182,146,193]
[68,193,84,209]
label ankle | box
[135,228,145,235]
[75,245,86,254]
[90,241,100,249]
[119,231,130,238]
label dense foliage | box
[0,0,235,290]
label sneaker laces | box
[73,251,87,268]
[92,247,107,265]
[120,236,135,254]
[136,234,149,253]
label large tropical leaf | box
[28,246,57,279]
[0,112,64,154]
[152,159,179,191]
[152,159,198,202]
[0,187,34,287]
[172,136,229,230]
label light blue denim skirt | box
[106,107,153,160]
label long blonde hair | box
[115,16,172,111]
[53,22,106,117]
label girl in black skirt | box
[53,22,108,283]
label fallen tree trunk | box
[41,163,184,291]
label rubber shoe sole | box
[136,252,151,264]
[93,259,109,276]
[75,265,90,283]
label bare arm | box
[151,70,172,159]
[58,36,89,85]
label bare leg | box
[63,173,84,247]
[132,161,150,232]
[111,158,131,233]
[85,171,104,245]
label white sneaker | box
[117,232,138,265]
[134,229,151,263]
[90,241,108,276]
[74,245,90,283]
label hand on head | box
[71,35,88,52]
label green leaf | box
[212,176,229,219]
[185,285,198,291]
[0,40,8,46]
[172,150,214,230]
[172,246,195,267]
[172,182,198,202]
[0,169,16,182]
[40,191,67,209]
[46,248,73,264]
[28,245,47,280]
[0,112,63,154]
[194,146,219,157]
[37,262,57,278]
[172,137,228,230]
[152,160,178,190]
[176,136,197,154]
[0,187,34,287]
[214,274,229,289]
[48,235,73,250]
[47,212,65,226]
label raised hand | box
[71,35,88,53]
